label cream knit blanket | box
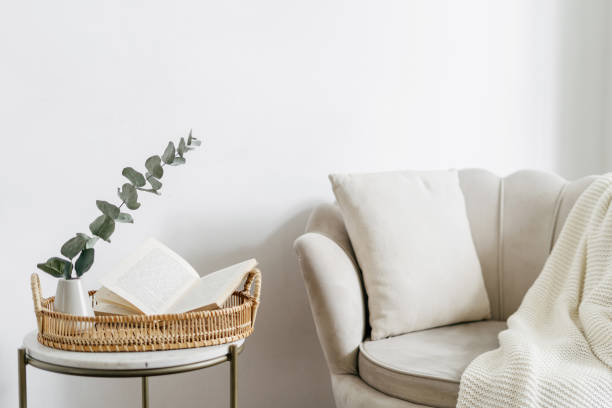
[457,175,612,408]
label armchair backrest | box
[459,169,595,319]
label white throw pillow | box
[330,170,490,340]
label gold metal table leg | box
[18,348,27,408]
[142,377,149,408]
[230,345,237,408]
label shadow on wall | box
[554,0,607,179]
[150,206,335,408]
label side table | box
[18,331,244,408]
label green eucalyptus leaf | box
[89,215,115,242]
[169,157,186,166]
[122,167,146,187]
[36,263,62,278]
[145,155,163,179]
[125,200,140,210]
[36,257,72,279]
[76,233,90,240]
[117,183,141,210]
[162,142,176,164]
[75,248,94,277]
[116,213,134,223]
[63,263,73,279]
[86,236,99,248]
[187,130,193,145]
[76,233,99,249]
[178,137,186,158]
[187,129,201,147]
[60,235,88,259]
[148,177,162,190]
[96,200,120,219]
[137,187,161,196]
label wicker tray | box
[30,269,261,352]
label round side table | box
[18,331,244,408]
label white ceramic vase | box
[54,278,94,317]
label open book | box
[94,238,257,316]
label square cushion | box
[358,320,506,407]
[330,170,491,339]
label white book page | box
[100,238,199,315]
[94,301,141,316]
[166,259,258,314]
[95,286,141,312]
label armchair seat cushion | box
[358,320,506,408]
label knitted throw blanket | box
[457,175,612,408]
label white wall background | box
[1,1,610,407]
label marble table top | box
[23,331,244,370]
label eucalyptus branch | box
[116,162,167,210]
[36,130,201,279]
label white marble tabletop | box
[23,331,244,370]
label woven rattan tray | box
[30,269,261,352]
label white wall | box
[0,1,609,407]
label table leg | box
[229,345,237,408]
[141,377,149,408]
[18,348,27,408]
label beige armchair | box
[294,169,596,408]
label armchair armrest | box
[294,204,367,375]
